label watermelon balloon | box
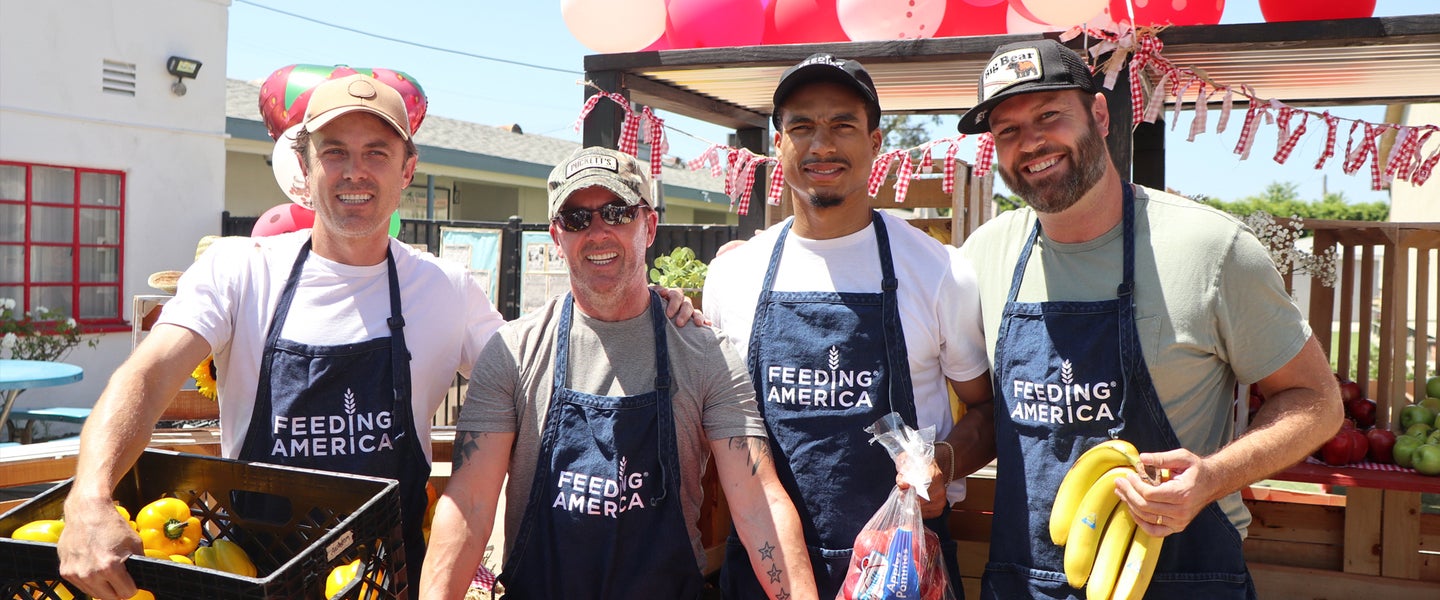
[258,64,428,140]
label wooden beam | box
[621,73,768,130]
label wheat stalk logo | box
[1060,360,1074,385]
[829,346,840,393]
[618,457,628,492]
[344,389,356,414]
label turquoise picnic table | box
[0,359,85,445]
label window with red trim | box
[0,160,125,327]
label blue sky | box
[226,0,1433,205]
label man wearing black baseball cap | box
[706,53,995,599]
[957,39,1341,599]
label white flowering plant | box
[0,298,99,362]
[1242,212,1340,288]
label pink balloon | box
[963,0,1007,6]
[764,0,848,45]
[666,0,766,49]
[1111,0,1225,28]
[935,0,1009,37]
[252,203,315,237]
[838,0,946,41]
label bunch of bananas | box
[1048,439,1164,600]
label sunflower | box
[191,355,218,400]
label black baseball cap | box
[773,53,881,130]
[957,39,1099,134]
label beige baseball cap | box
[547,147,652,219]
[303,74,411,140]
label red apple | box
[1366,429,1397,464]
[1320,431,1356,466]
[1340,418,1357,431]
[1346,429,1370,464]
[1347,399,1377,429]
[1339,379,1364,405]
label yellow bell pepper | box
[325,559,385,600]
[11,519,65,543]
[136,497,202,556]
[26,581,74,599]
[194,538,257,577]
[143,548,194,565]
[116,504,138,531]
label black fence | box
[221,212,739,321]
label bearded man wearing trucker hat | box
[421,147,816,600]
[956,39,1341,598]
[705,53,995,599]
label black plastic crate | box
[1,449,407,599]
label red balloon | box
[764,0,848,44]
[251,203,316,237]
[666,0,765,49]
[1259,0,1374,23]
[258,65,428,140]
[935,0,1008,37]
[1109,0,1224,28]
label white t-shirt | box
[159,231,506,460]
[703,211,991,501]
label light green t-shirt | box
[456,295,766,569]
[959,185,1311,536]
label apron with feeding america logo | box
[982,185,1254,599]
[237,240,430,592]
[720,211,963,599]
[500,291,701,599]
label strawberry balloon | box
[258,64,428,140]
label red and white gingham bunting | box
[767,159,785,207]
[1414,140,1440,185]
[943,140,963,195]
[974,134,996,179]
[1128,34,1163,128]
[1314,112,1340,170]
[1273,106,1308,165]
[1187,84,1210,142]
[1216,87,1235,134]
[575,90,671,182]
[867,149,906,198]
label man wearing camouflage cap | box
[422,147,816,599]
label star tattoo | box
[767,564,782,584]
[757,541,776,561]
[775,588,790,600]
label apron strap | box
[870,212,918,427]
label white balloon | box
[1006,3,1065,33]
[562,0,667,53]
[837,0,947,41]
[1015,0,1107,28]
[272,124,312,209]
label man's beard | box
[998,120,1109,214]
[807,193,844,208]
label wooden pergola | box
[580,14,1440,234]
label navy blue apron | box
[721,211,963,599]
[982,185,1255,598]
[237,240,429,591]
[499,292,701,599]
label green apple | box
[1394,435,1424,468]
[1412,444,1440,476]
[1420,396,1440,414]
[1400,404,1437,430]
[1426,375,1440,399]
[1428,430,1440,447]
[1406,422,1435,440]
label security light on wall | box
[166,56,202,96]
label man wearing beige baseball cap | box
[421,147,816,600]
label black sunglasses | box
[552,202,645,232]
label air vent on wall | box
[102,59,137,96]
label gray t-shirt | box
[959,185,1311,537]
[456,295,766,569]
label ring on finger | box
[1156,514,1164,527]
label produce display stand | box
[575,13,1440,598]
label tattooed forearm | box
[452,430,483,471]
[727,436,772,476]
[755,540,788,598]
